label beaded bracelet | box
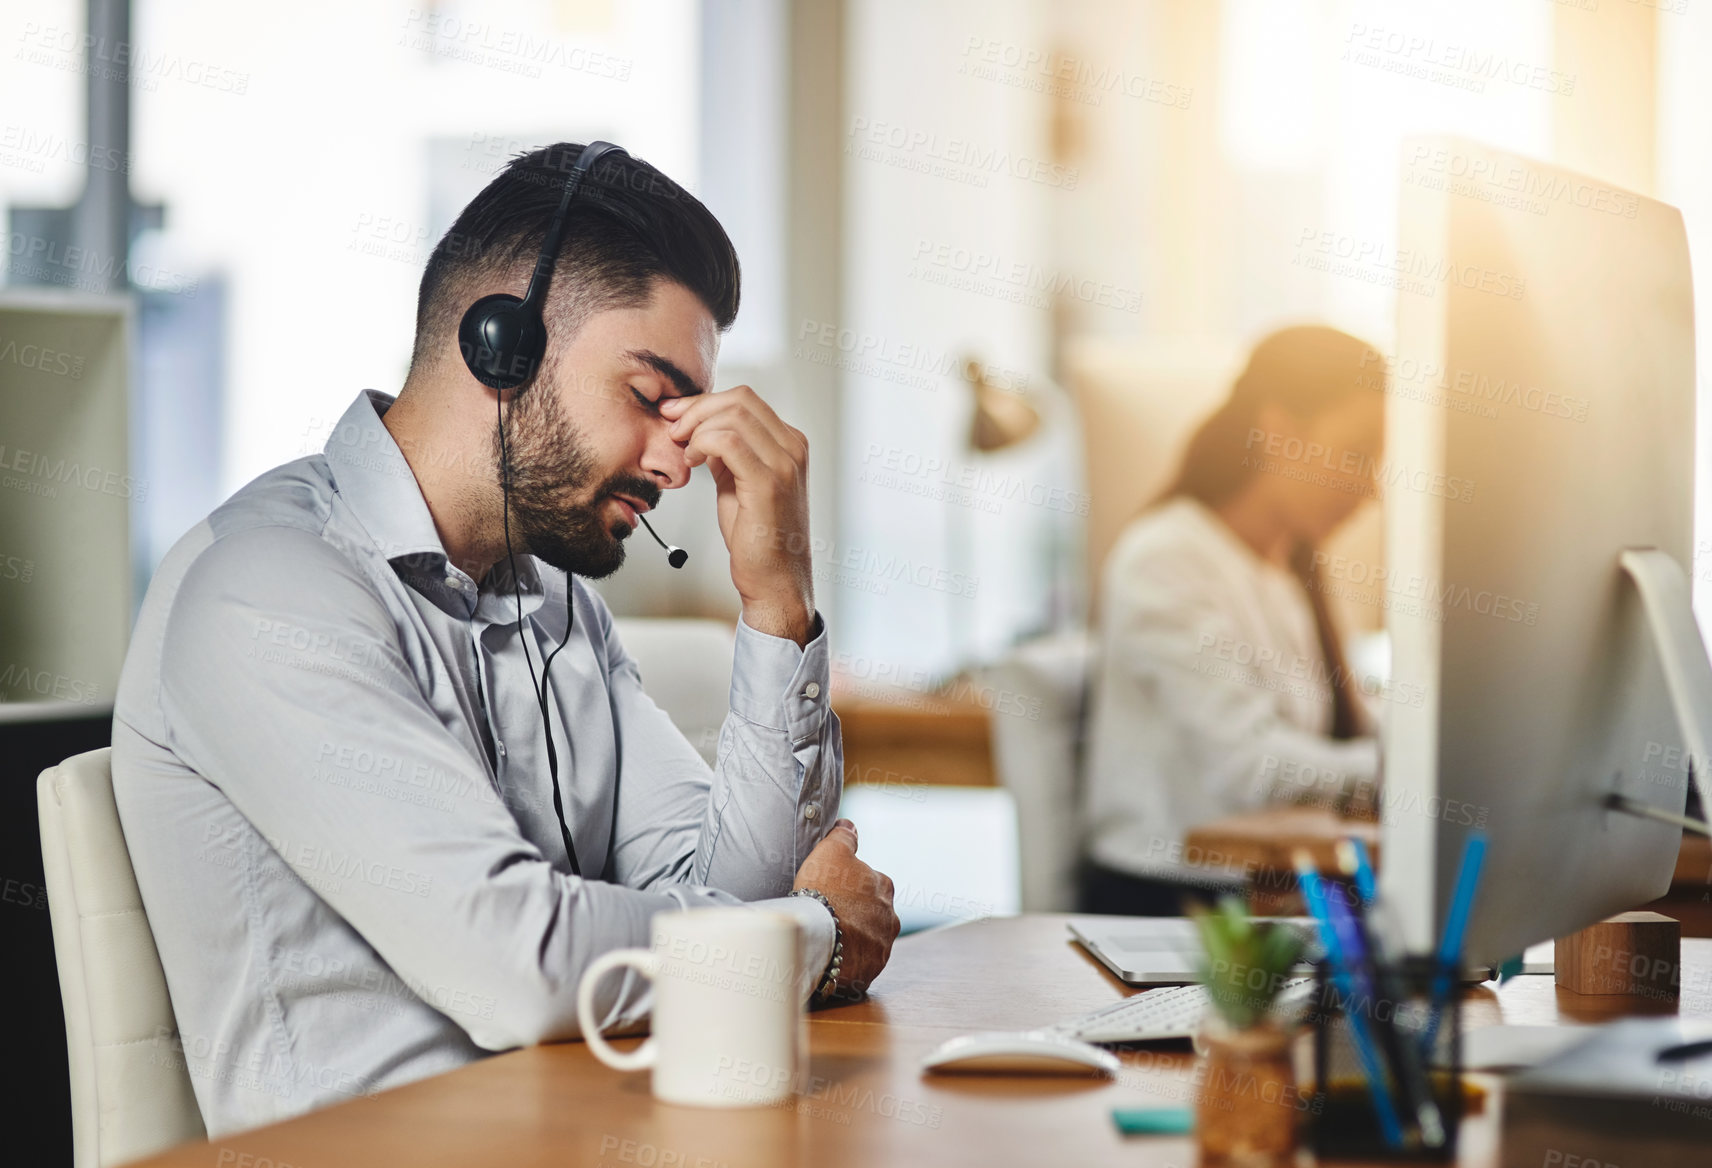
[789,887,843,1005]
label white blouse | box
[1081,497,1379,880]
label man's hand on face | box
[792,818,900,1002]
[656,388,815,646]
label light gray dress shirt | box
[111,389,840,1137]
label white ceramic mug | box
[576,907,804,1107]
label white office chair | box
[37,748,205,1168]
[979,631,1098,912]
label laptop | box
[1067,916,1319,986]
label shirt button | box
[803,682,821,700]
[496,742,506,757]
[804,802,820,821]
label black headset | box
[456,141,686,879]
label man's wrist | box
[740,598,816,648]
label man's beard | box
[494,385,661,580]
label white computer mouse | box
[921,1030,1121,1076]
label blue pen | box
[1421,831,1488,1056]
[1295,852,1406,1149]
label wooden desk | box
[127,916,1712,1168]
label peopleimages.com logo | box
[0,664,99,705]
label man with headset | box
[110,142,899,1136]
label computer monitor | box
[1380,137,1708,967]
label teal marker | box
[1111,1107,1195,1136]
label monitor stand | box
[1608,549,1712,836]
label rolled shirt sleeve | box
[713,612,842,890]
[718,613,841,999]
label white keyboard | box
[1053,977,1316,1044]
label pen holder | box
[1305,955,1462,1162]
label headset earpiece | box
[458,292,546,391]
[458,140,629,396]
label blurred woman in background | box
[1079,325,1387,916]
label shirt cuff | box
[729,611,831,741]
[754,894,837,1004]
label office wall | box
[1047,0,1561,639]
[839,0,1065,678]
[837,0,1570,664]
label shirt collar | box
[322,389,549,622]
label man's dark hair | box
[409,143,740,376]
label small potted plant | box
[1191,896,1308,1168]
